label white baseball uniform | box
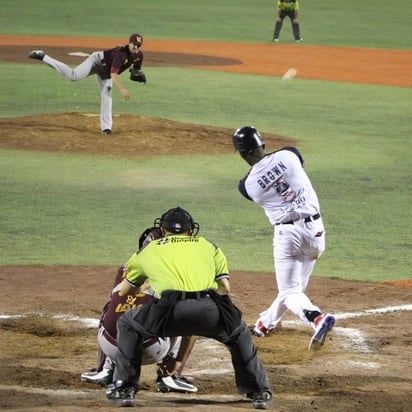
[238,148,325,331]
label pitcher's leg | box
[97,77,113,132]
[42,53,96,81]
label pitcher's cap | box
[129,33,143,46]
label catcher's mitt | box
[130,68,147,84]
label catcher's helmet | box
[138,227,162,250]
[232,126,265,153]
[154,207,200,235]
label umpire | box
[107,206,272,409]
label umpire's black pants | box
[114,293,271,395]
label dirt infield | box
[0,36,411,411]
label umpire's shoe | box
[309,312,335,350]
[249,391,272,410]
[106,381,136,407]
[29,50,45,61]
[156,375,198,393]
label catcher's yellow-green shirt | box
[125,235,229,297]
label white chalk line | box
[0,384,239,403]
[1,304,411,370]
[2,303,410,326]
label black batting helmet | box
[154,206,200,236]
[232,126,265,153]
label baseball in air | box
[282,68,297,80]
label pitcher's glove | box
[130,68,146,84]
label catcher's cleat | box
[253,321,272,337]
[29,50,45,61]
[106,382,136,407]
[156,375,198,393]
[81,367,113,386]
[250,391,272,410]
[309,313,335,350]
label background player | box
[232,126,335,350]
[81,227,197,393]
[272,0,303,43]
[29,33,145,136]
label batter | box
[232,126,335,350]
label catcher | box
[81,227,197,393]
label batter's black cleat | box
[29,50,45,61]
[106,382,136,407]
[102,129,112,136]
[249,391,272,410]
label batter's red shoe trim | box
[309,313,335,350]
[253,321,271,337]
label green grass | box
[0,150,269,266]
[0,0,411,282]
[1,0,412,48]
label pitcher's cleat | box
[29,50,45,61]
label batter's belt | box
[276,213,321,226]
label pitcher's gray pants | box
[43,51,112,131]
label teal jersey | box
[125,235,229,297]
